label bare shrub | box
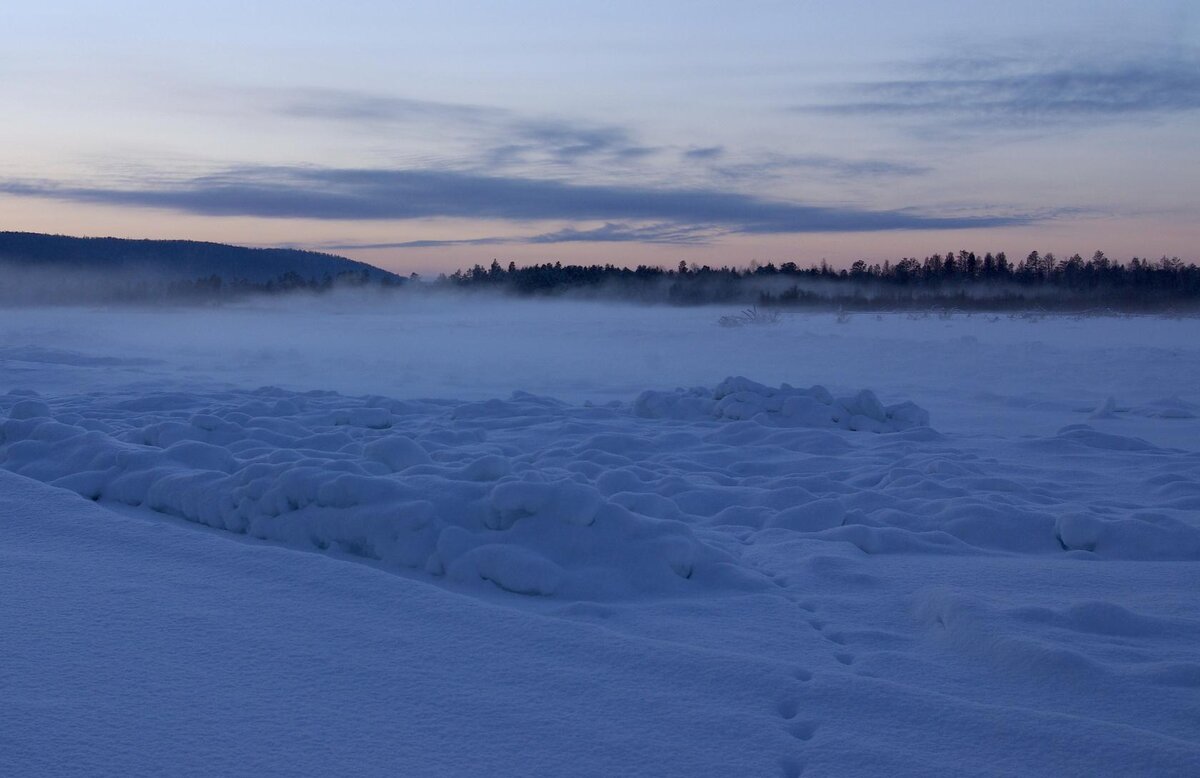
[718,305,781,327]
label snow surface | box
[2,298,1200,775]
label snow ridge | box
[635,376,930,432]
[4,376,1200,610]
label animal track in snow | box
[788,720,820,741]
[779,755,806,777]
[775,681,819,777]
[822,631,847,645]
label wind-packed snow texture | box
[2,298,1199,776]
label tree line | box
[4,248,1197,311]
[437,251,1200,311]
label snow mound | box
[3,374,1199,607]
[634,376,930,432]
[1136,396,1199,419]
[1055,512,1200,560]
[913,587,1200,688]
[0,387,765,600]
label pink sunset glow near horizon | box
[2,1,1198,274]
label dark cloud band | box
[0,166,1030,237]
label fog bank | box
[2,294,1198,444]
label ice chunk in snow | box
[488,479,602,529]
[8,399,52,420]
[363,435,430,471]
[332,407,393,428]
[635,376,929,432]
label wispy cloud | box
[0,165,1033,236]
[277,88,500,124]
[798,51,1200,132]
[322,223,721,249]
[527,222,714,244]
[228,87,934,185]
[487,119,658,164]
[269,87,657,167]
[682,146,725,161]
[712,153,931,182]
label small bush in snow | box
[718,306,781,327]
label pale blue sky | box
[2,1,1197,271]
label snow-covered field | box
[3,296,1199,776]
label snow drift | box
[4,374,1199,609]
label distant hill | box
[0,231,401,284]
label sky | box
[1,1,1198,274]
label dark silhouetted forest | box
[439,251,1200,311]
[2,231,1197,311]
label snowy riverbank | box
[3,301,1199,775]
